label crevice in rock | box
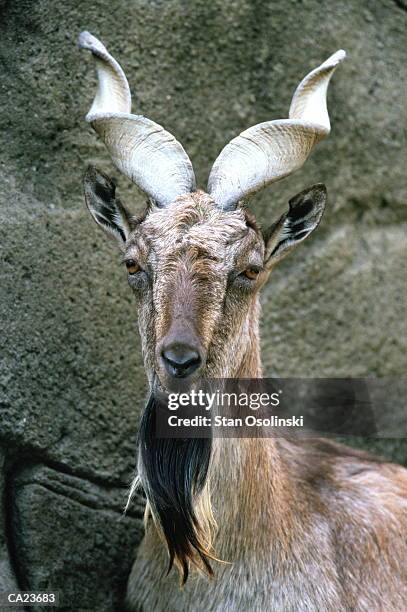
[390,0,407,12]
[3,441,136,490]
[7,455,144,517]
[17,477,143,520]
[3,457,29,611]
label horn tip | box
[78,30,107,55]
[324,49,347,69]
[333,49,347,62]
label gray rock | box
[10,465,143,611]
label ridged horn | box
[78,31,196,207]
[207,50,346,210]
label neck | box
[207,296,292,561]
[140,295,291,575]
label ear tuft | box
[84,165,132,246]
[288,183,326,220]
[92,169,116,204]
[264,184,327,266]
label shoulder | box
[278,437,407,510]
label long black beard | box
[138,393,213,584]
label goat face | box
[84,167,326,391]
[79,32,340,391]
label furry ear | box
[83,165,132,247]
[264,184,327,267]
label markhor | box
[80,33,407,612]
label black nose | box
[161,343,202,378]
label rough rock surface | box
[0,0,406,610]
[10,465,143,611]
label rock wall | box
[0,0,406,609]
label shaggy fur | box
[138,393,214,583]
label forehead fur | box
[137,191,253,254]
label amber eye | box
[125,260,140,275]
[243,267,261,280]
